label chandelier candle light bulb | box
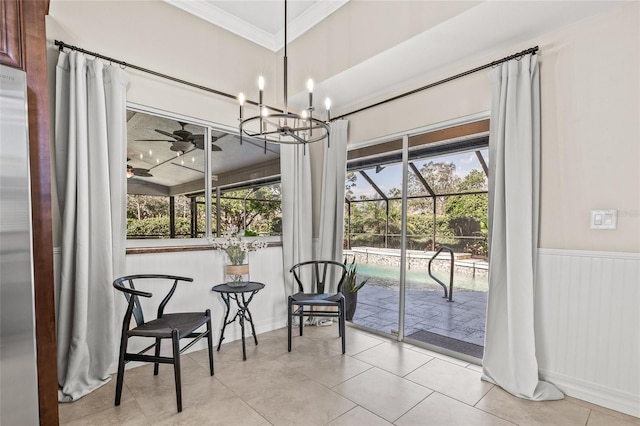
[238,92,246,121]
[307,78,314,109]
[325,98,331,121]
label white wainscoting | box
[53,246,287,372]
[536,248,640,417]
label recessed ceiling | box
[286,0,632,114]
[164,0,349,51]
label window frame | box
[125,102,282,249]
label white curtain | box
[318,120,349,292]
[281,144,313,299]
[55,51,128,401]
[482,54,562,401]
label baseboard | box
[540,369,640,418]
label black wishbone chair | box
[113,274,214,412]
[288,260,348,353]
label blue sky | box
[349,148,488,199]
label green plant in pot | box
[342,257,368,321]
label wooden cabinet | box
[0,0,24,68]
[0,1,58,424]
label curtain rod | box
[333,46,539,121]
[55,40,536,120]
[53,40,284,113]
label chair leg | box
[153,337,161,376]
[287,298,292,352]
[340,300,346,354]
[171,330,182,412]
[206,309,214,376]
[299,306,304,336]
[115,332,128,406]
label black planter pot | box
[343,291,358,321]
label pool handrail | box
[428,246,455,302]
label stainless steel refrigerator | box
[0,64,40,424]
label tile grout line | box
[390,389,435,424]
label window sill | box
[125,239,282,255]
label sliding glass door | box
[344,120,490,359]
[402,142,489,359]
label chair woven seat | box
[128,312,210,338]
[290,292,343,304]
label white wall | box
[124,247,286,347]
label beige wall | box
[47,0,278,115]
[46,1,639,252]
[306,2,640,252]
[536,4,639,252]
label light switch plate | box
[590,210,617,229]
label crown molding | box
[164,0,348,52]
[274,1,348,51]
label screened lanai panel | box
[216,180,282,237]
[345,161,404,248]
[409,148,488,196]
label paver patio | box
[352,285,487,357]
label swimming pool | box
[356,263,488,292]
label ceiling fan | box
[127,164,153,178]
[136,121,222,152]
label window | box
[126,108,281,240]
[344,121,489,253]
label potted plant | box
[342,257,368,321]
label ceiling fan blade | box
[212,144,223,152]
[133,168,153,177]
[155,129,178,139]
[191,134,204,141]
[193,139,204,150]
[136,139,174,142]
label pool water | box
[356,263,488,292]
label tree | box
[217,184,282,236]
[445,170,488,255]
[408,161,461,215]
[345,172,358,201]
[126,194,205,238]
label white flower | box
[213,228,267,265]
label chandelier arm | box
[242,128,283,137]
[287,123,330,133]
[283,132,307,144]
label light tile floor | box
[59,324,640,426]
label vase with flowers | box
[214,227,267,287]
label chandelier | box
[238,0,331,151]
